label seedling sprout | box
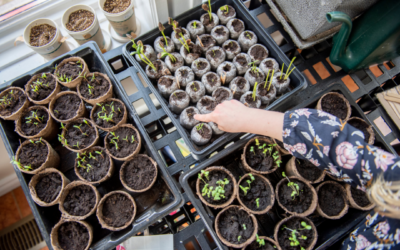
[202,0,213,21]
[256,198,260,208]
[192,21,197,28]
[158,22,169,47]
[252,82,258,101]
[282,172,300,199]
[284,57,296,80]
[11,157,32,171]
[159,44,176,63]
[220,5,229,14]
[256,234,265,247]
[130,39,157,71]
[281,221,312,249]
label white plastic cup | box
[62,5,105,50]
[23,19,70,60]
[99,0,137,38]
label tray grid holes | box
[374,116,392,136]
[341,75,359,93]
[108,56,128,74]
[257,13,273,28]
[149,93,162,110]
[271,30,287,47]
[121,76,138,95]
[132,99,150,118]
[159,145,177,167]
[137,72,148,88]
[313,62,330,80]
[384,61,396,70]
[175,139,190,158]
[353,70,372,85]
[184,237,201,250]
[370,65,384,78]
[303,69,317,85]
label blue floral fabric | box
[282,108,400,250]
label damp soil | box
[276,76,288,85]
[123,155,156,190]
[196,125,212,140]
[158,37,172,48]
[221,6,235,17]
[28,73,56,101]
[102,193,134,227]
[295,159,324,182]
[174,28,188,39]
[348,119,371,142]
[207,49,223,60]
[224,41,239,52]
[239,176,271,211]
[257,84,274,97]
[183,43,202,58]
[321,94,348,120]
[53,94,81,120]
[218,207,254,244]
[264,60,274,69]
[93,100,125,128]
[56,60,83,82]
[179,68,189,78]
[58,221,89,250]
[244,95,260,108]
[36,173,62,203]
[190,82,202,92]
[20,109,49,136]
[250,46,268,61]
[214,26,227,36]
[249,70,262,78]
[245,142,276,172]
[350,186,371,207]
[63,185,96,216]
[318,183,345,216]
[246,239,275,250]
[106,126,139,158]
[214,88,230,104]
[0,89,27,117]
[277,217,315,250]
[66,10,94,32]
[232,19,244,32]
[232,78,247,99]
[202,14,215,27]
[65,121,97,149]
[19,142,48,170]
[185,107,196,122]
[236,55,248,66]
[170,92,188,104]
[243,31,254,40]
[200,97,217,111]
[29,24,56,47]
[103,0,130,13]
[278,179,312,214]
[77,151,110,182]
[199,170,233,205]
[206,73,219,86]
[159,76,174,88]
[80,74,110,100]
[194,61,208,71]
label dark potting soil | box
[170,92,188,104]
[106,127,139,158]
[63,185,96,216]
[103,0,130,13]
[102,193,134,227]
[239,176,271,211]
[77,151,110,182]
[80,74,111,100]
[264,60,274,69]
[246,239,275,250]
[58,221,89,250]
[245,142,276,172]
[20,109,49,136]
[221,5,235,17]
[196,125,212,139]
[202,14,215,27]
[277,217,315,250]
[199,170,234,205]
[244,31,254,40]
[185,107,196,121]
[218,207,254,244]
[318,183,345,216]
[93,100,125,128]
[194,61,208,71]
[223,64,232,72]
[200,97,217,111]
[29,24,56,47]
[295,159,324,182]
[244,95,260,108]
[350,186,371,207]
[257,84,274,97]
[207,49,223,60]
[224,41,239,52]
[179,68,189,78]
[215,26,227,36]
[0,89,27,117]
[159,76,174,87]
[28,73,56,101]
[65,121,96,149]
[66,10,94,32]
[53,94,81,120]
[36,173,62,203]
[206,73,219,86]
[250,46,268,62]
[250,70,262,78]
[232,19,244,32]
[56,60,83,81]
[214,88,231,104]
[276,76,288,85]
[19,142,48,170]
[123,155,156,190]
[159,37,172,48]
[190,82,201,92]
[348,119,371,142]
[321,94,348,120]
[278,179,312,214]
[236,56,248,66]
[174,28,188,39]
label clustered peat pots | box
[130,0,298,146]
[2,55,160,250]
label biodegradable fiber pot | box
[182,42,203,65]
[345,183,375,211]
[15,105,57,140]
[62,118,99,153]
[169,90,190,114]
[197,96,217,114]
[237,173,275,215]
[274,216,317,250]
[77,72,113,106]
[256,83,276,106]
[96,190,136,231]
[90,98,128,132]
[29,168,70,207]
[0,87,30,121]
[285,156,325,184]
[222,40,241,60]
[316,181,349,219]
[50,219,93,250]
[25,73,60,105]
[59,181,100,220]
[191,58,211,78]
[273,138,290,156]
[272,72,290,95]
[215,205,258,248]
[120,154,158,193]
[217,61,237,84]
[347,117,375,144]
[212,87,233,104]
[230,77,250,100]
[240,91,262,109]
[196,34,217,54]
[244,67,265,87]
[209,121,224,135]
[186,81,206,103]
[238,31,257,52]
[99,0,137,38]
[202,72,221,95]
[154,36,175,53]
[196,166,237,209]
[164,52,184,73]
[206,46,226,71]
[217,5,236,25]
[260,58,280,76]
[171,28,190,50]
[15,138,60,175]
[104,124,142,161]
[211,25,229,45]
[49,91,87,124]
[316,92,351,121]
[54,56,89,88]
[242,236,281,250]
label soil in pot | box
[239,175,272,212]
[206,46,226,70]
[181,43,202,64]
[20,108,49,136]
[246,238,276,250]
[227,19,245,39]
[180,107,200,130]
[217,5,236,25]
[66,10,94,32]
[248,44,268,64]
[199,169,234,205]
[146,60,171,80]
[321,94,348,120]
[241,92,261,109]
[278,178,313,214]
[223,40,241,60]
[93,100,125,129]
[277,217,315,250]
[106,126,139,158]
[211,25,229,45]
[256,84,276,105]
[36,173,62,203]
[30,24,56,47]
[55,59,84,82]
[58,221,90,250]
[102,193,134,227]
[63,185,96,216]
[79,73,111,100]
[191,123,212,145]
[186,81,205,103]
[28,73,56,101]
[197,34,217,53]
[17,140,48,171]
[53,93,82,121]
[350,186,371,208]
[76,150,110,182]
[169,90,190,114]
[158,76,178,99]
[245,141,279,172]
[212,87,232,104]
[218,206,254,244]
[295,159,324,182]
[233,53,251,75]
[0,88,27,117]
[103,0,130,13]
[64,120,97,150]
[202,72,221,94]
[318,183,345,216]
[123,155,156,191]
[238,31,257,52]
[176,66,195,88]
[197,96,217,114]
[201,13,219,33]
[347,118,372,142]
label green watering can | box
[326,0,400,72]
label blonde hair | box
[368,175,400,219]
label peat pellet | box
[179,107,200,130]
[196,34,217,54]
[212,87,233,104]
[229,76,250,100]
[158,75,179,99]
[206,46,226,71]
[226,18,245,39]
[211,25,229,45]
[248,44,268,65]
[217,61,237,84]
[169,90,190,114]
[135,45,157,67]
[217,5,236,25]
[164,52,184,73]
[191,58,211,78]
[185,80,206,103]
[154,36,175,53]
[201,13,219,33]
[238,30,258,52]
[180,43,202,65]
[244,67,265,87]
[202,72,221,95]
[240,91,261,109]
[256,83,276,106]
[259,58,279,76]
[233,53,251,75]
[222,40,241,60]
[186,20,205,40]
[175,66,195,88]
[171,28,190,50]
[145,60,171,80]
[272,72,290,95]
[197,95,217,114]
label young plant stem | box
[268,70,275,91]
[252,82,258,101]
[158,22,169,47]
[280,63,285,79]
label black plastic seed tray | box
[122,0,307,160]
[0,42,183,250]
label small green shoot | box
[158,22,169,47]
[192,21,197,28]
[238,236,241,242]
[256,198,260,208]
[202,0,213,21]
[282,172,300,199]
[11,157,32,171]
[256,234,265,247]
[285,57,296,80]
[242,224,246,230]
[252,82,258,101]
[281,221,312,249]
